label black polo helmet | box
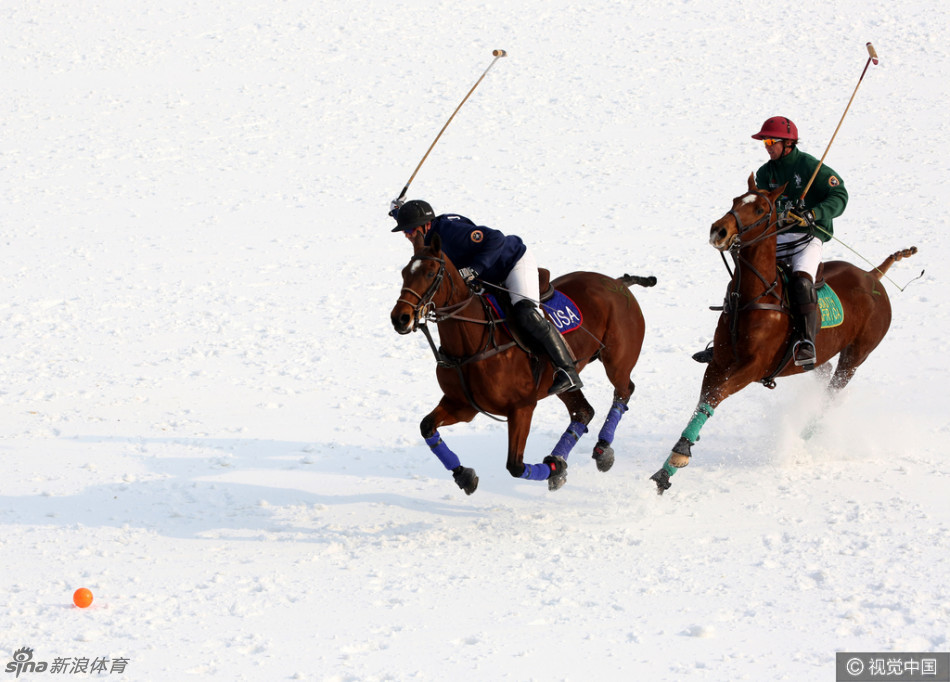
[391,200,435,232]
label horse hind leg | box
[829,294,891,394]
[545,390,595,489]
[590,381,634,472]
[829,344,870,393]
[595,313,641,471]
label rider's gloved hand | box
[791,209,816,229]
[458,267,483,294]
[389,197,405,219]
[779,202,815,229]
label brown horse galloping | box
[391,232,654,494]
[651,174,917,494]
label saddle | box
[777,261,826,297]
[485,267,554,316]
[538,267,556,303]
[482,268,580,351]
[693,261,839,369]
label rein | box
[400,253,515,422]
[718,191,796,366]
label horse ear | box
[747,173,757,192]
[411,230,426,253]
[431,232,442,253]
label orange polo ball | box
[73,588,94,608]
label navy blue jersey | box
[424,214,527,283]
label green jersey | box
[755,147,848,242]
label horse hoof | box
[543,455,568,491]
[669,453,690,468]
[592,441,615,472]
[452,466,479,495]
[670,436,692,468]
[650,468,671,494]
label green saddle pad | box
[818,285,844,328]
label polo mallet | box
[795,44,921,290]
[800,42,879,201]
[392,50,507,209]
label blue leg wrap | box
[681,402,714,443]
[425,431,461,471]
[597,400,629,444]
[520,461,552,481]
[550,421,589,459]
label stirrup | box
[692,348,713,364]
[548,368,583,395]
[792,340,816,368]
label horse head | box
[391,233,461,334]
[709,174,785,251]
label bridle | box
[726,189,783,248]
[717,189,798,373]
[396,253,482,332]
[719,188,798,279]
[719,189,820,388]
[396,254,448,330]
[395,251,511,423]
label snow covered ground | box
[2,0,948,680]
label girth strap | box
[418,322,510,423]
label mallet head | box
[866,42,879,65]
[492,49,507,57]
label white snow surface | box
[2,1,949,680]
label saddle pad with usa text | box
[541,290,583,334]
[485,290,583,335]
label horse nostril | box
[394,313,411,329]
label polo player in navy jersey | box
[392,199,582,395]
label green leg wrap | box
[662,456,678,477]
[681,402,714,443]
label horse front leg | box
[505,405,566,491]
[650,363,758,494]
[420,398,479,495]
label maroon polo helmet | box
[751,116,799,141]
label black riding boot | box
[789,273,818,369]
[513,300,583,395]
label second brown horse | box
[652,175,917,493]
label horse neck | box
[434,254,489,356]
[734,230,779,300]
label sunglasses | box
[762,138,784,147]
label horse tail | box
[619,273,657,288]
[870,246,918,281]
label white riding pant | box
[504,247,540,306]
[776,233,823,280]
